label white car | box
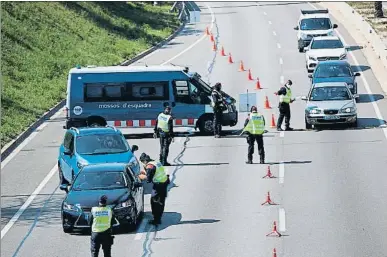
[294,9,338,52]
[305,36,348,72]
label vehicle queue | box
[57,7,363,256]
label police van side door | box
[171,80,206,123]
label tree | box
[374,1,384,18]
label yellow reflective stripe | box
[157,113,171,132]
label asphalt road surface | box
[2,2,387,257]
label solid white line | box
[1,165,58,239]
[268,20,272,25]
[279,208,286,232]
[280,131,285,138]
[279,58,283,65]
[161,4,215,65]
[134,217,148,240]
[277,43,281,49]
[308,3,387,139]
[273,31,277,36]
[279,162,285,184]
[280,75,285,84]
[1,108,64,170]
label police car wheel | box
[305,117,312,130]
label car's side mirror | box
[301,96,308,101]
[353,94,359,99]
[131,145,139,152]
[63,149,72,155]
[355,72,361,76]
[60,184,69,193]
[333,24,338,29]
[133,182,143,188]
[344,45,350,50]
[308,74,313,78]
[294,26,299,30]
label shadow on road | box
[351,65,371,72]
[357,93,384,103]
[347,45,363,51]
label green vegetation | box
[1,1,179,146]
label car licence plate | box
[324,115,340,120]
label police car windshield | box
[311,39,343,49]
[76,134,129,155]
[310,86,351,101]
[72,171,128,191]
[314,64,352,78]
[300,18,332,30]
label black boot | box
[260,156,265,164]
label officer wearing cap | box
[242,106,266,164]
[139,153,170,225]
[211,82,226,138]
[90,195,115,257]
[154,106,174,166]
[275,80,295,131]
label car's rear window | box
[72,171,128,191]
[76,134,129,155]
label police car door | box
[171,80,205,126]
[126,167,143,215]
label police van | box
[294,9,338,52]
[64,65,238,134]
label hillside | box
[1,1,179,146]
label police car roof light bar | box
[301,9,328,15]
[70,127,80,134]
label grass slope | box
[1,1,179,147]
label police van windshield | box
[300,18,332,30]
[192,77,212,94]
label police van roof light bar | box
[301,9,328,15]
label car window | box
[63,132,73,149]
[311,39,344,49]
[72,171,128,191]
[300,18,332,30]
[314,64,352,78]
[310,86,351,101]
[75,134,129,155]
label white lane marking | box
[279,162,285,184]
[1,108,64,170]
[1,165,57,239]
[134,217,149,240]
[263,11,267,15]
[279,58,283,65]
[277,43,281,49]
[280,131,285,137]
[279,208,286,232]
[268,20,272,25]
[280,75,285,84]
[273,31,277,36]
[308,3,387,139]
[161,4,215,65]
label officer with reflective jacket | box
[242,106,266,164]
[274,79,295,131]
[211,82,226,138]
[90,195,115,257]
[154,106,174,166]
[139,153,170,225]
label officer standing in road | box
[275,79,295,131]
[90,195,114,257]
[139,153,170,226]
[211,82,226,138]
[154,106,174,166]
[242,106,266,164]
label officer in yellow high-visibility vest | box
[274,79,295,131]
[139,153,170,225]
[90,195,114,257]
[242,106,266,164]
[154,106,174,166]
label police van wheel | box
[199,115,214,135]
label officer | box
[154,106,174,166]
[90,195,114,257]
[275,79,295,131]
[139,153,170,225]
[211,82,226,138]
[242,106,266,164]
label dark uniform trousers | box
[151,179,170,222]
[213,110,223,136]
[247,134,265,162]
[159,132,172,164]
[277,102,291,129]
[91,231,113,257]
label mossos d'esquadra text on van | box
[98,103,152,109]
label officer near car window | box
[90,195,115,257]
[154,106,174,166]
[139,153,170,226]
[274,80,295,131]
[242,106,266,164]
[211,82,226,138]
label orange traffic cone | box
[220,46,226,56]
[273,248,277,257]
[248,69,253,80]
[239,61,245,71]
[255,78,262,89]
[266,221,282,237]
[228,53,234,63]
[212,42,217,51]
[270,114,276,128]
[210,33,214,42]
[205,26,210,35]
[264,96,271,109]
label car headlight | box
[128,156,139,173]
[341,107,356,113]
[63,202,80,212]
[340,53,347,60]
[77,160,88,169]
[308,56,317,61]
[308,108,321,114]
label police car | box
[294,9,338,52]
